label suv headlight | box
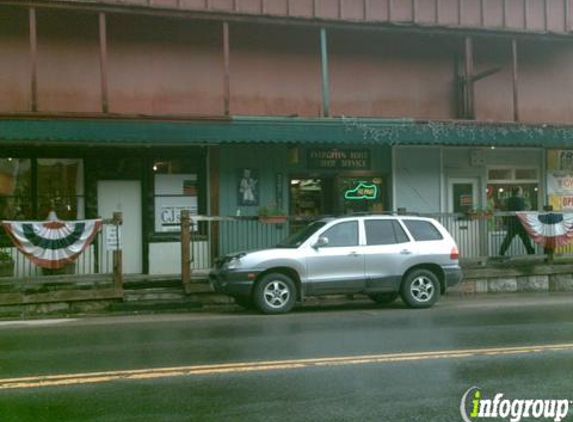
[227,253,246,269]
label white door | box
[97,180,142,274]
[447,178,481,258]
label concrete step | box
[123,287,186,303]
[110,299,202,313]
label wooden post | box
[223,22,230,116]
[320,28,330,117]
[112,212,123,292]
[181,210,191,287]
[464,36,475,119]
[511,38,520,122]
[543,205,555,264]
[29,7,38,112]
[565,0,570,32]
[98,12,109,114]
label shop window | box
[153,159,200,232]
[488,169,512,181]
[488,184,538,212]
[515,169,537,180]
[37,159,85,220]
[487,167,539,212]
[0,158,32,221]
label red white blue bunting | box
[516,212,573,249]
[2,219,102,269]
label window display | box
[153,159,199,232]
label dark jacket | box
[504,195,526,228]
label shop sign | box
[158,204,197,232]
[560,196,573,210]
[105,224,122,251]
[344,182,378,200]
[547,149,573,171]
[546,150,573,211]
[548,172,573,195]
[307,149,370,170]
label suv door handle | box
[400,249,412,255]
[348,251,360,257]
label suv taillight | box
[450,246,459,260]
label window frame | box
[364,219,409,246]
[402,219,444,242]
[320,220,360,248]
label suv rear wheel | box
[253,273,296,314]
[400,269,440,308]
[368,292,399,305]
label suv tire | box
[368,292,399,305]
[400,269,440,309]
[253,273,296,314]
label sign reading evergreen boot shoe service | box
[307,149,370,170]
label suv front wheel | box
[400,269,440,308]
[253,273,296,314]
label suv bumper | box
[442,264,463,288]
[209,268,258,297]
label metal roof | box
[1,116,573,148]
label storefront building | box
[1,1,573,275]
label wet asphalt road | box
[1,293,573,422]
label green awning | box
[1,116,573,148]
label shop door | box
[97,180,142,274]
[447,178,481,258]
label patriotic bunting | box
[2,218,102,269]
[516,212,573,249]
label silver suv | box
[210,215,462,314]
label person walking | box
[499,186,535,256]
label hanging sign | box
[307,149,370,170]
[105,224,122,251]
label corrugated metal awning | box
[1,116,573,148]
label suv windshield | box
[277,221,326,248]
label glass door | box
[447,178,480,258]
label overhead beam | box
[471,67,502,82]
[3,0,573,43]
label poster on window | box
[154,174,198,232]
[238,168,259,206]
[547,150,573,211]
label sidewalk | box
[2,255,573,320]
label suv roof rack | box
[340,211,421,217]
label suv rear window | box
[365,220,409,245]
[403,220,443,241]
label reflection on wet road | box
[2,293,573,422]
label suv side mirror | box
[313,236,329,249]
